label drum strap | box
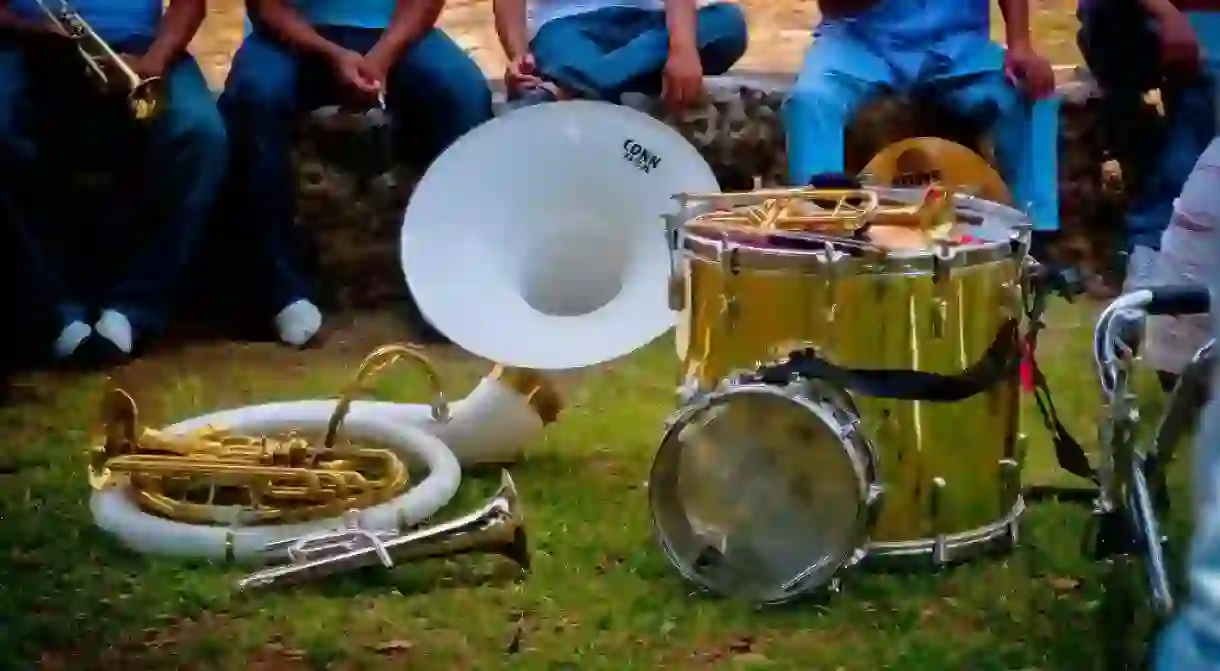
[752,264,1096,484]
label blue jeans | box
[1152,138,1220,669]
[218,27,493,313]
[1079,3,1220,251]
[0,39,226,336]
[782,25,1061,231]
[529,3,748,102]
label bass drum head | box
[649,383,876,603]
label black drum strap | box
[749,264,1096,484]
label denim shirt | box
[8,0,161,44]
[816,0,990,46]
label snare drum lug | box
[668,273,686,312]
[998,458,1020,508]
[718,245,741,334]
[931,298,948,339]
[865,483,885,529]
[930,477,948,566]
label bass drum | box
[649,376,882,604]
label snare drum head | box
[650,385,874,603]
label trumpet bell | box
[401,100,720,370]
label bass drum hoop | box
[649,379,880,603]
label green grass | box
[0,298,1192,670]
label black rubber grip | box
[1147,285,1211,316]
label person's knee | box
[218,46,296,118]
[168,101,229,178]
[783,78,850,126]
[698,3,748,73]
[415,55,494,132]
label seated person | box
[0,0,226,363]
[220,0,493,347]
[783,0,1061,241]
[493,0,749,111]
[1078,0,1220,291]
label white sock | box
[275,299,322,346]
[53,321,92,360]
[95,309,133,354]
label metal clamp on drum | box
[651,179,1037,602]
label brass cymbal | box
[861,137,1013,206]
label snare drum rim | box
[648,381,877,604]
[671,188,1031,275]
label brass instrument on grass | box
[236,470,529,591]
[33,0,162,120]
[90,385,412,526]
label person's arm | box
[142,0,205,70]
[663,0,698,56]
[367,0,445,66]
[493,0,529,60]
[997,0,1032,50]
[249,0,346,60]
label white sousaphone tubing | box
[91,373,547,562]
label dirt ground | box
[190,0,1085,90]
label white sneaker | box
[274,299,322,346]
[95,309,134,354]
[1122,245,1159,293]
[52,321,91,360]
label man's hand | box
[1154,9,1202,75]
[504,52,541,93]
[361,48,395,102]
[1004,43,1055,99]
[330,48,382,106]
[661,46,703,111]
[121,53,169,79]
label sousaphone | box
[401,100,721,369]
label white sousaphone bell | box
[402,100,721,369]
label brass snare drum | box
[661,187,1031,572]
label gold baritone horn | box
[33,0,163,120]
[89,387,414,526]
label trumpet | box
[33,0,162,120]
[676,184,963,252]
[236,470,529,591]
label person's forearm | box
[371,0,444,62]
[663,0,698,53]
[250,0,344,60]
[493,0,528,59]
[144,0,204,66]
[998,0,1031,48]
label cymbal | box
[861,137,1013,206]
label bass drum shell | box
[649,380,880,603]
[673,188,1027,563]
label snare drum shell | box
[673,189,1028,551]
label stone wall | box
[294,70,1155,309]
